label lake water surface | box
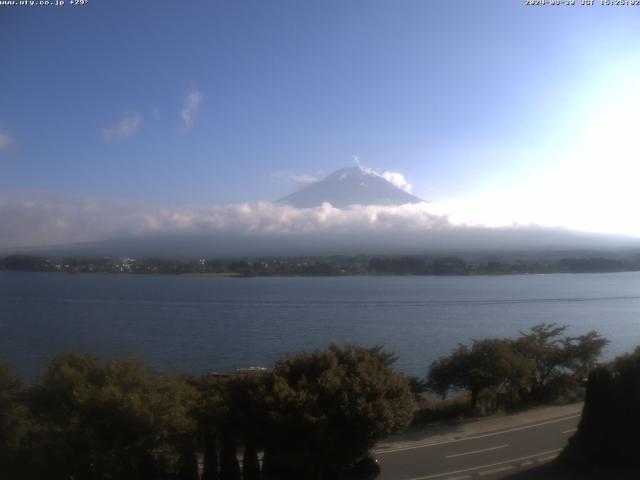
[2,271,640,379]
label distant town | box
[2,253,640,276]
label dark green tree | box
[242,444,261,480]
[190,374,229,480]
[224,373,270,480]
[406,375,429,401]
[563,346,640,469]
[513,324,607,401]
[201,432,219,480]
[428,325,608,409]
[219,430,241,480]
[262,344,415,479]
[427,339,521,409]
[177,437,199,480]
[23,353,197,480]
[0,362,31,478]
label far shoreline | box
[2,269,640,279]
[3,252,640,277]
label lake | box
[1,271,640,379]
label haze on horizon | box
[3,1,640,252]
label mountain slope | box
[278,166,425,208]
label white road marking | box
[477,465,513,476]
[444,444,508,459]
[536,455,557,463]
[401,448,562,480]
[378,414,579,454]
[562,428,577,434]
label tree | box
[430,256,468,275]
[562,346,640,469]
[427,339,521,410]
[562,330,609,381]
[262,344,415,479]
[177,437,199,480]
[22,353,197,480]
[191,371,268,480]
[0,362,31,478]
[427,324,608,410]
[0,362,22,437]
[368,257,428,275]
[190,374,227,480]
[201,431,219,480]
[427,346,467,399]
[513,324,607,401]
[224,373,270,480]
[242,444,261,480]
[406,375,429,398]
[219,430,241,480]
[1,255,51,271]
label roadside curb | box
[375,403,583,454]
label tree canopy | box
[261,344,415,479]
[0,345,416,479]
[11,353,198,480]
[427,324,608,409]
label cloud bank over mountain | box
[0,193,443,249]
[2,166,639,256]
[0,191,635,257]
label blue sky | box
[2,1,640,246]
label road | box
[378,412,579,480]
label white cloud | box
[0,193,446,249]
[1,193,634,253]
[102,113,141,141]
[351,157,414,193]
[380,171,413,193]
[272,171,320,187]
[181,90,203,130]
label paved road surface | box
[378,413,579,480]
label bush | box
[411,393,472,426]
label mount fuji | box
[278,166,425,208]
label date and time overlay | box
[2,0,640,8]
[527,0,640,6]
